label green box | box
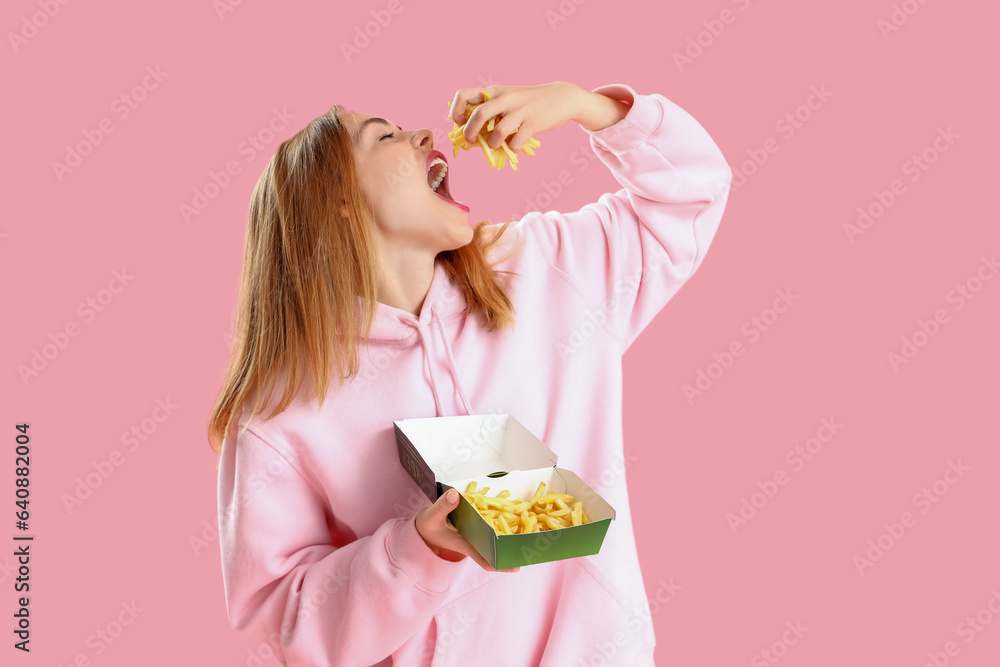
[393,413,616,569]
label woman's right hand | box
[414,488,520,573]
[447,82,584,153]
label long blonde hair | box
[207,104,520,456]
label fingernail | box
[447,489,457,502]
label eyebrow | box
[355,117,403,143]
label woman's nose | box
[413,128,433,148]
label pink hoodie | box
[217,83,732,666]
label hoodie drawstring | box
[407,302,474,417]
[417,331,446,417]
[430,302,474,416]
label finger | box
[414,489,460,539]
[505,126,532,153]
[432,488,461,520]
[487,114,523,151]
[448,87,488,124]
[463,95,505,146]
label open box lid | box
[392,414,557,482]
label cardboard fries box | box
[393,413,615,569]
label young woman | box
[208,81,732,666]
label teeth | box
[428,157,448,192]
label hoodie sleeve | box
[218,425,464,666]
[526,83,733,352]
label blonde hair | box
[207,104,520,457]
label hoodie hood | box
[357,260,475,417]
[360,261,465,340]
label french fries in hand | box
[461,480,590,535]
[447,90,541,171]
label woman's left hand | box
[447,81,587,153]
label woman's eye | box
[379,132,394,141]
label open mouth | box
[426,155,452,200]
[425,150,469,213]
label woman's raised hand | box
[447,82,586,154]
[414,487,520,573]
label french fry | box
[571,501,583,527]
[447,92,542,171]
[461,480,591,535]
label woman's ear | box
[340,199,348,220]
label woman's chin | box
[441,225,475,252]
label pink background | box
[4,0,998,665]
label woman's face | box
[339,106,474,256]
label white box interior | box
[406,414,557,481]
